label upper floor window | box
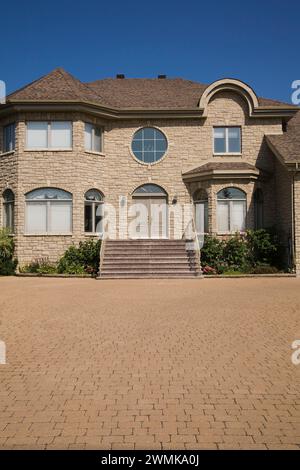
[213,127,241,154]
[217,187,246,233]
[3,189,15,231]
[3,123,15,153]
[26,121,72,149]
[25,188,72,234]
[84,123,102,153]
[131,127,168,164]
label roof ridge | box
[6,67,65,99]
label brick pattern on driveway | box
[0,277,300,450]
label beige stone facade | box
[0,74,299,271]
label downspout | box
[291,163,299,272]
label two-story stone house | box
[0,68,299,277]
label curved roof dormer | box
[199,78,259,117]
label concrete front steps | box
[98,239,202,279]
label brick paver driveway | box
[0,277,300,450]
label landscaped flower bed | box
[201,229,288,275]
[19,239,101,277]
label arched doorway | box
[131,184,168,239]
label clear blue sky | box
[1,0,299,102]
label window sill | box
[24,233,73,237]
[84,150,105,157]
[217,231,246,235]
[0,150,15,157]
[213,153,242,157]
[24,148,73,152]
[84,232,103,237]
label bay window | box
[217,188,246,233]
[214,127,241,154]
[84,189,104,234]
[26,121,72,149]
[84,123,102,153]
[25,188,72,234]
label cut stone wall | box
[0,91,285,266]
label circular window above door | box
[131,127,168,164]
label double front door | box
[131,197,168,239]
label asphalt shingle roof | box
[6,68,295,111]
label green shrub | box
[246,228,280,267]
[0,229,17,275]
[20,257,57,274]
[201,229,283,274]
[57,239,101,275]
[222,233,251,272]
[200,235,225,271]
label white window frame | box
[84,123,103,153]
[84,190,104,235]
[217,196,246,234]
[25,189,73,235]
[26,121,73,150]
[213,126,241,155]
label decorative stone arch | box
[199,79,259,117]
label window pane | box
[144,140,155,152]
[214,128,226,153]
[85,189,103,201]
[143,128,155,139]
[4,203,14,230]
[228,127,241,153]
[94,127,102,152]
[144,152,155,163]
[217,188,246,200]
[26,202,47,233]
[232,201,245,231]
[95,204,103,233]
[84,204,93,232]
[26,188,72,200]
[217,201,230,232]
[49,201,72,233]
[3,124,15,152]
[51,122,72,148]
[84,123,93,150]
[27,122,48,148]
[195,202,205,234]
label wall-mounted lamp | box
[172,195,178,204]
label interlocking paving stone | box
[0,277,299,450]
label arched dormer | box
[199,78,259,117]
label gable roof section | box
[266,110,300,164]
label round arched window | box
[131,127,168,164]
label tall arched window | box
[254,188,264,229]
[217,187,246,233]
[84,189,104,234]
[193,189,208,234]
[25,188,72,234]
[3,189,15,231]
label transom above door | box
[131,184,168,239]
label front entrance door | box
[131,197,168,239]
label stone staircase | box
[98,239,202,279]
